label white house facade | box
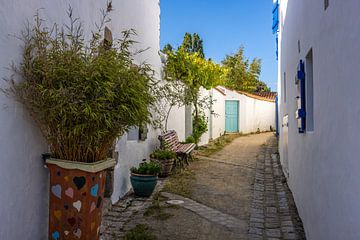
[0,0,163,239]
[199,86,276,145]
[277,0,360,239]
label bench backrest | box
[158,130,180,151]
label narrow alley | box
[101,133,305,239]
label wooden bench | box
[158,130,196,167]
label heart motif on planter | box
[51,185,61,199]
[65,187,74,198]
[64,230,69,236]
[68,217,76,226]
[54,210,62,220]
[73,228,82,239]
[73,176,86,190]
[90,202,96,213]
[52,231,60,240]
[90,184,99,197]
[73,200,82,212]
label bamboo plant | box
[5,9,157,163]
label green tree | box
[162,43,173,54]
[164,49,224,144]
[222,46,269,92]
[180,33,205,58]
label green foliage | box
[180,33,204,58]
[164,37,225,145]
[150,149,176,160]
[131,161,161,175]
[222,46,270,93]
[125,224,156,240]
[184,136,195,144]
[4,9,157,163]
[162,43,173,54]
[192,114,208,144]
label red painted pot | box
[46,159,116,240]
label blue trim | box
[272,1,279,34]
[296,60,306,133]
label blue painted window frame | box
[295,60,306,133]
[272,0,279,34]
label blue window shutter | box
[296,60,306,133]
[272,1,279,34]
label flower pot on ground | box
[150,149,176,177]
[130,161,161,197]
[5,8,157,240]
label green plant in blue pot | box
[130,161,161,197]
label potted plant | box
[130,161,161,197]
[150,149,176,177]
[4,8,156,240]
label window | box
[283,72,287,103]
[127,127,140,141]
[324,0,329,10]
[127,124,148,141]
[305,49,314,131]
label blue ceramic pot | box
[130,173,158,197]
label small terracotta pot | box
[46,158,116,240]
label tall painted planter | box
[46,158,116,240]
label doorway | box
[225,100,239,132]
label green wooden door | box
[225,100,239,132]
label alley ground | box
[101,133,306,240]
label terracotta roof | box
[214,87,226,96]
[213,86,277,103]
[251,92,277,101]
[237,91,277,102]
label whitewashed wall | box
[278,0,360,239]
[167,106,186,142]
[0,0,161,239]
[208,87,276,140]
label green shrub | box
[184,136,195,144]
[150,149,176,160]
[131,161,161,175]
[192,114,208,144]
[5,10,157,163]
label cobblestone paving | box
[248,136,306,240]
[101,133,306,239]
[100,181,165,240]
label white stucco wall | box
[210,87,276,138]
[211,89,226,139]
[278,0,360,239]
[0,0,161,238]
[167,106,186,142]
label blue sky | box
[160,0,278,91]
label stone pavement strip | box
[101,133,306,240]
[162,192,248,239]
